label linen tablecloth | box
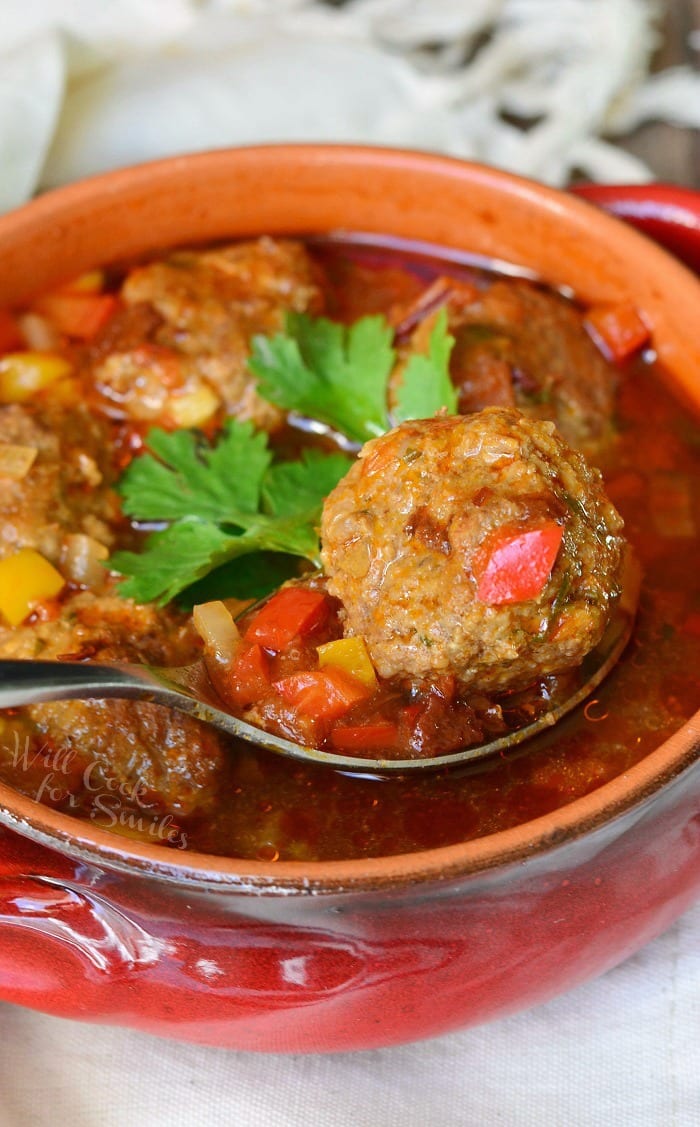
[0,900,698,1125]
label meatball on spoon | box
[0,411,638,773]
[0,609,634,773]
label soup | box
[0,237,698,861]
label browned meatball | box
[0,589,226,817]
[453,281,618,449]
[321,408,626,691]
[396,279,618,453]
[28,697,224,819]
[0,402,226,816]
[0,402,117,566]
[85,237,324,430]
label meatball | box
[85,237,324,430]
[0,589,226,817]
[451,281,617,450]
[396,279,618,453]
[0,402,117,565]
[321,408,626,691]
[0,401,226,817]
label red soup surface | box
[0,237,698,862]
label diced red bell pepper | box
[223,643,272,709]
[245,587,329,650]
[0,309,23,353]
[330,722,399,751]
[274,667,370,721]
[33,293,120,341]
[585,303,650,363]
[474,521,564,605]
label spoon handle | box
[0,659,189,711]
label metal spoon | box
[0,603,634,773]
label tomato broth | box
[0,239,698,861]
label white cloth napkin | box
[2,0,700,211]
[0,899,698,1126]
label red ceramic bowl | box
[0,148,699,1053]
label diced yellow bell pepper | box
[316,635,377,689]
[62,269,105,294]
[0,548,65,627]
[47,377,81,407]
[0,351,73,404]
[169,385,220,429]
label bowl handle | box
[571,183,700,274]
[0,829,160,979]
[0,179,697,985]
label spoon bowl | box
[0,599,635,772]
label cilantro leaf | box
[118,421,270,524]
[112,514,325,605]
[109,419,352,605]
[393,308,458,424]
[249,312,394,444]
[262,449,353,518]
[179,552,303,607]
[110,302,461,607]
[110,521,238,605]
[250,308,459,443]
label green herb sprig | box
[249,307,457,443]
[110,307,458,605]
[109,421,351,605]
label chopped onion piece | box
[18,311,60,351]
[61,532,109,588]
[0,443,37,479]
[193,600,241,665]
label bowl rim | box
[0,143,699,896]
[1,716,700,894]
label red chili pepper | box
[474,521,564,605]
[330,722,399,751]
[245,587,329,650]
[223,643,272,709]
[274,667,370,721]
[585,303,650,363]
[33,293,120,341]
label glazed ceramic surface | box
[0,149,699,1052]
